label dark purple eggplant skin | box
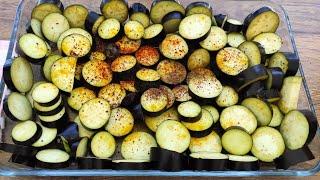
[267,67,284,90]
[150,147,188,171]
[274,146,314,170]
[223,20,243,33]
[254,41,267,65]
[129,3,149,15]
[234,64,268,91]
[189,157,227,171]
[36,93,61,107]
[10,154,36,167]
[283,52,300,76]
[255,89,281,102]
[121,92,140,107]
[0,143,38,156]
[135,79,161,93]
[188,124,216,138]
[214,14,227,28]
[77,157,113,169]
[113,161,152,170]
[228,159,260,171]
[37,0,64,11]
[12,123,43,146]
[242,6,273,36]
[179,110,202,123]
[142,106,167,118]
[2,62,18,92]
[36,158,70,169]
[128,104,144,121]
[34,103,64,116]
[161,11,184,24]
[186,1,211,13]
[299,110,319,144]
[142,27,166,47]
[3,99,24,122]
[85,11,102,34]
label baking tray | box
[0,0,319,177]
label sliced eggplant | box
[34,97,64,116]
[266,67,285,90]
[42,13,70,42]
[189,130,222,153]
[90,131,116,158]
[187,68,223,99]
[220,105,257,134]
[112,159,151,170]
[179,13,211,41]
[3,92,33,121]
[63,4,88,28]
[67,87,96,111]
[223,19,243,32]
[85,11,105,35]
[31,2,63,22]
[215,86,239,107]
[156,120,190,153]
[124,20,144,40]
[160,34,188,60]
[4,57,33,93]
[172,85,192,103]
[151,147,188,171]
[61,34,91,58]
[280,110,309,150]
[268,104,283,127]
[228,155,260,171]
[216,47,249,76]
[156,60,187,85]
[105,42,120,61]
[27,18,44,38]
[268,52,289,74]
[283,52,300,76]
[57,28,93,52]
[241,97,272,126]
[278,76,302,113]
[104,107,134,137]
[79,98,111,130]
[256,89,281,103]
[159,85,175,109]
[214,14,228,28]
[186,1,212,17]
[202,105,219,124]
[111,55,137,81]
[135,68,161,92]
[189,152,228,171]
[51,57,77,92]
[182,109,214,133]
[162,11,184,33]
[150,0,185,24]
[32,124,57,148]
[42,54,62,82]
[243,7,280,40]
[74,116,95,138]
[251,127,285,162]
[120,80,137,93]
[143,24,165,45]
[187,48,210,71]
[11,121,42,146]
[82,60,112,87]
[101,0,128,23]
[77,157,112,169]
[253,33,282,54]
[129,3,150,28]
[200,26,227,51]
[18,33,48,61]
[135,45,160,67]
[299,110,319,144]
[234,64,268,91]
[115,35,141,54]
[121,132,157,160]
[222,127,252,155]
[76,137,89,157]
[141,88,168,117]
[0,143,38,156]
[32,82,60,106]
[26,81,46,108]
[227,32,245,48]
[98,18,123,41]
[35,149,70,169]
[177,101,202,123]
[144,107,179,132]
[238,41,266,67]
[39,107,68,129]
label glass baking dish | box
[0,0,319,177]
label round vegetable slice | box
[90,131,116,158]
[221,127,252,155]
[105,107,134,137]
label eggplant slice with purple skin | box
[35,149,70,169]
[129,3,150,28]
[189,152,228,171]
[151,147,188,171]
[3,92,34,122]
[11,121,43,146]
[31,0,64,22]
[85,11,105,35]
[228,155,260,171]
[77,157,113,169]
[162,11,184,33]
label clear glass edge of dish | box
[0,0,319,177]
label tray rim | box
[0,0,319,177]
